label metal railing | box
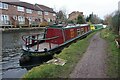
[22,33,44,45]
[22,33,59,51]
[0,20,11,25]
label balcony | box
[0,20,13,28]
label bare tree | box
[104,14,112,25]
[104,11,120,35]
[77,15,86,24]
[56,9,68,24]
[86,13,102,24]
[111,11,120,34]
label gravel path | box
[70,32,108,78]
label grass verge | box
[100,28,120,78]
[22,31,97,79]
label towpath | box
[70,32,108,78]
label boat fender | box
[44,48,51,54]
[35,49,38,51]
[19,55,30,63]
[44,48,48,52]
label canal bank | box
[23,31,97,78]
[100,29,119,78]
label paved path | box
[70,32,108,78]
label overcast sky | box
[20,0,119,19]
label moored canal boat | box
[20,24,92,62]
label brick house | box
[35,4,56,23]
[68,11,83,21]
[0,1,43,27]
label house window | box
[27,17,32,24]
[26,9,32,14]
[13,16,17,20]
[77,29,80,35]
[0,14,9,24]
[18,16,25,24]
[0,2,8,9]
[80,28,84,34]
[40,18,42,22]
[38,11,42,15]
[17,6,24,12]
[47,18,50,22]
[27,17,32,21]
[3,3,8,9]
[0,2,2,9]
[14,5,16,7]
[53,14,56,16]
[45,12,48,15]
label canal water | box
[1,29,52,78]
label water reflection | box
[1,29,49,78]
[20,56,53,71]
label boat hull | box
[22,31,92,57]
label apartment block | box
[0,1,56,28]
[68,11,83,21]
[36,4,56,23]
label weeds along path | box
[70,32,108,78]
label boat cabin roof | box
[48,24,89,29]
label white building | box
[118,1,120,35]
[118,1,120,11]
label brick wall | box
[68,11,83,20]
[1,4,41,27]
[44,12,56,22]
[0,2,56,27]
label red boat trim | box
[62,28,66,42]
[28,36,59,41]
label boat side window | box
[80,28,84,35]
[77,29,80,35]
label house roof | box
[69,11,83,16]
[2,1,42,11]
[36,4,56,13]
